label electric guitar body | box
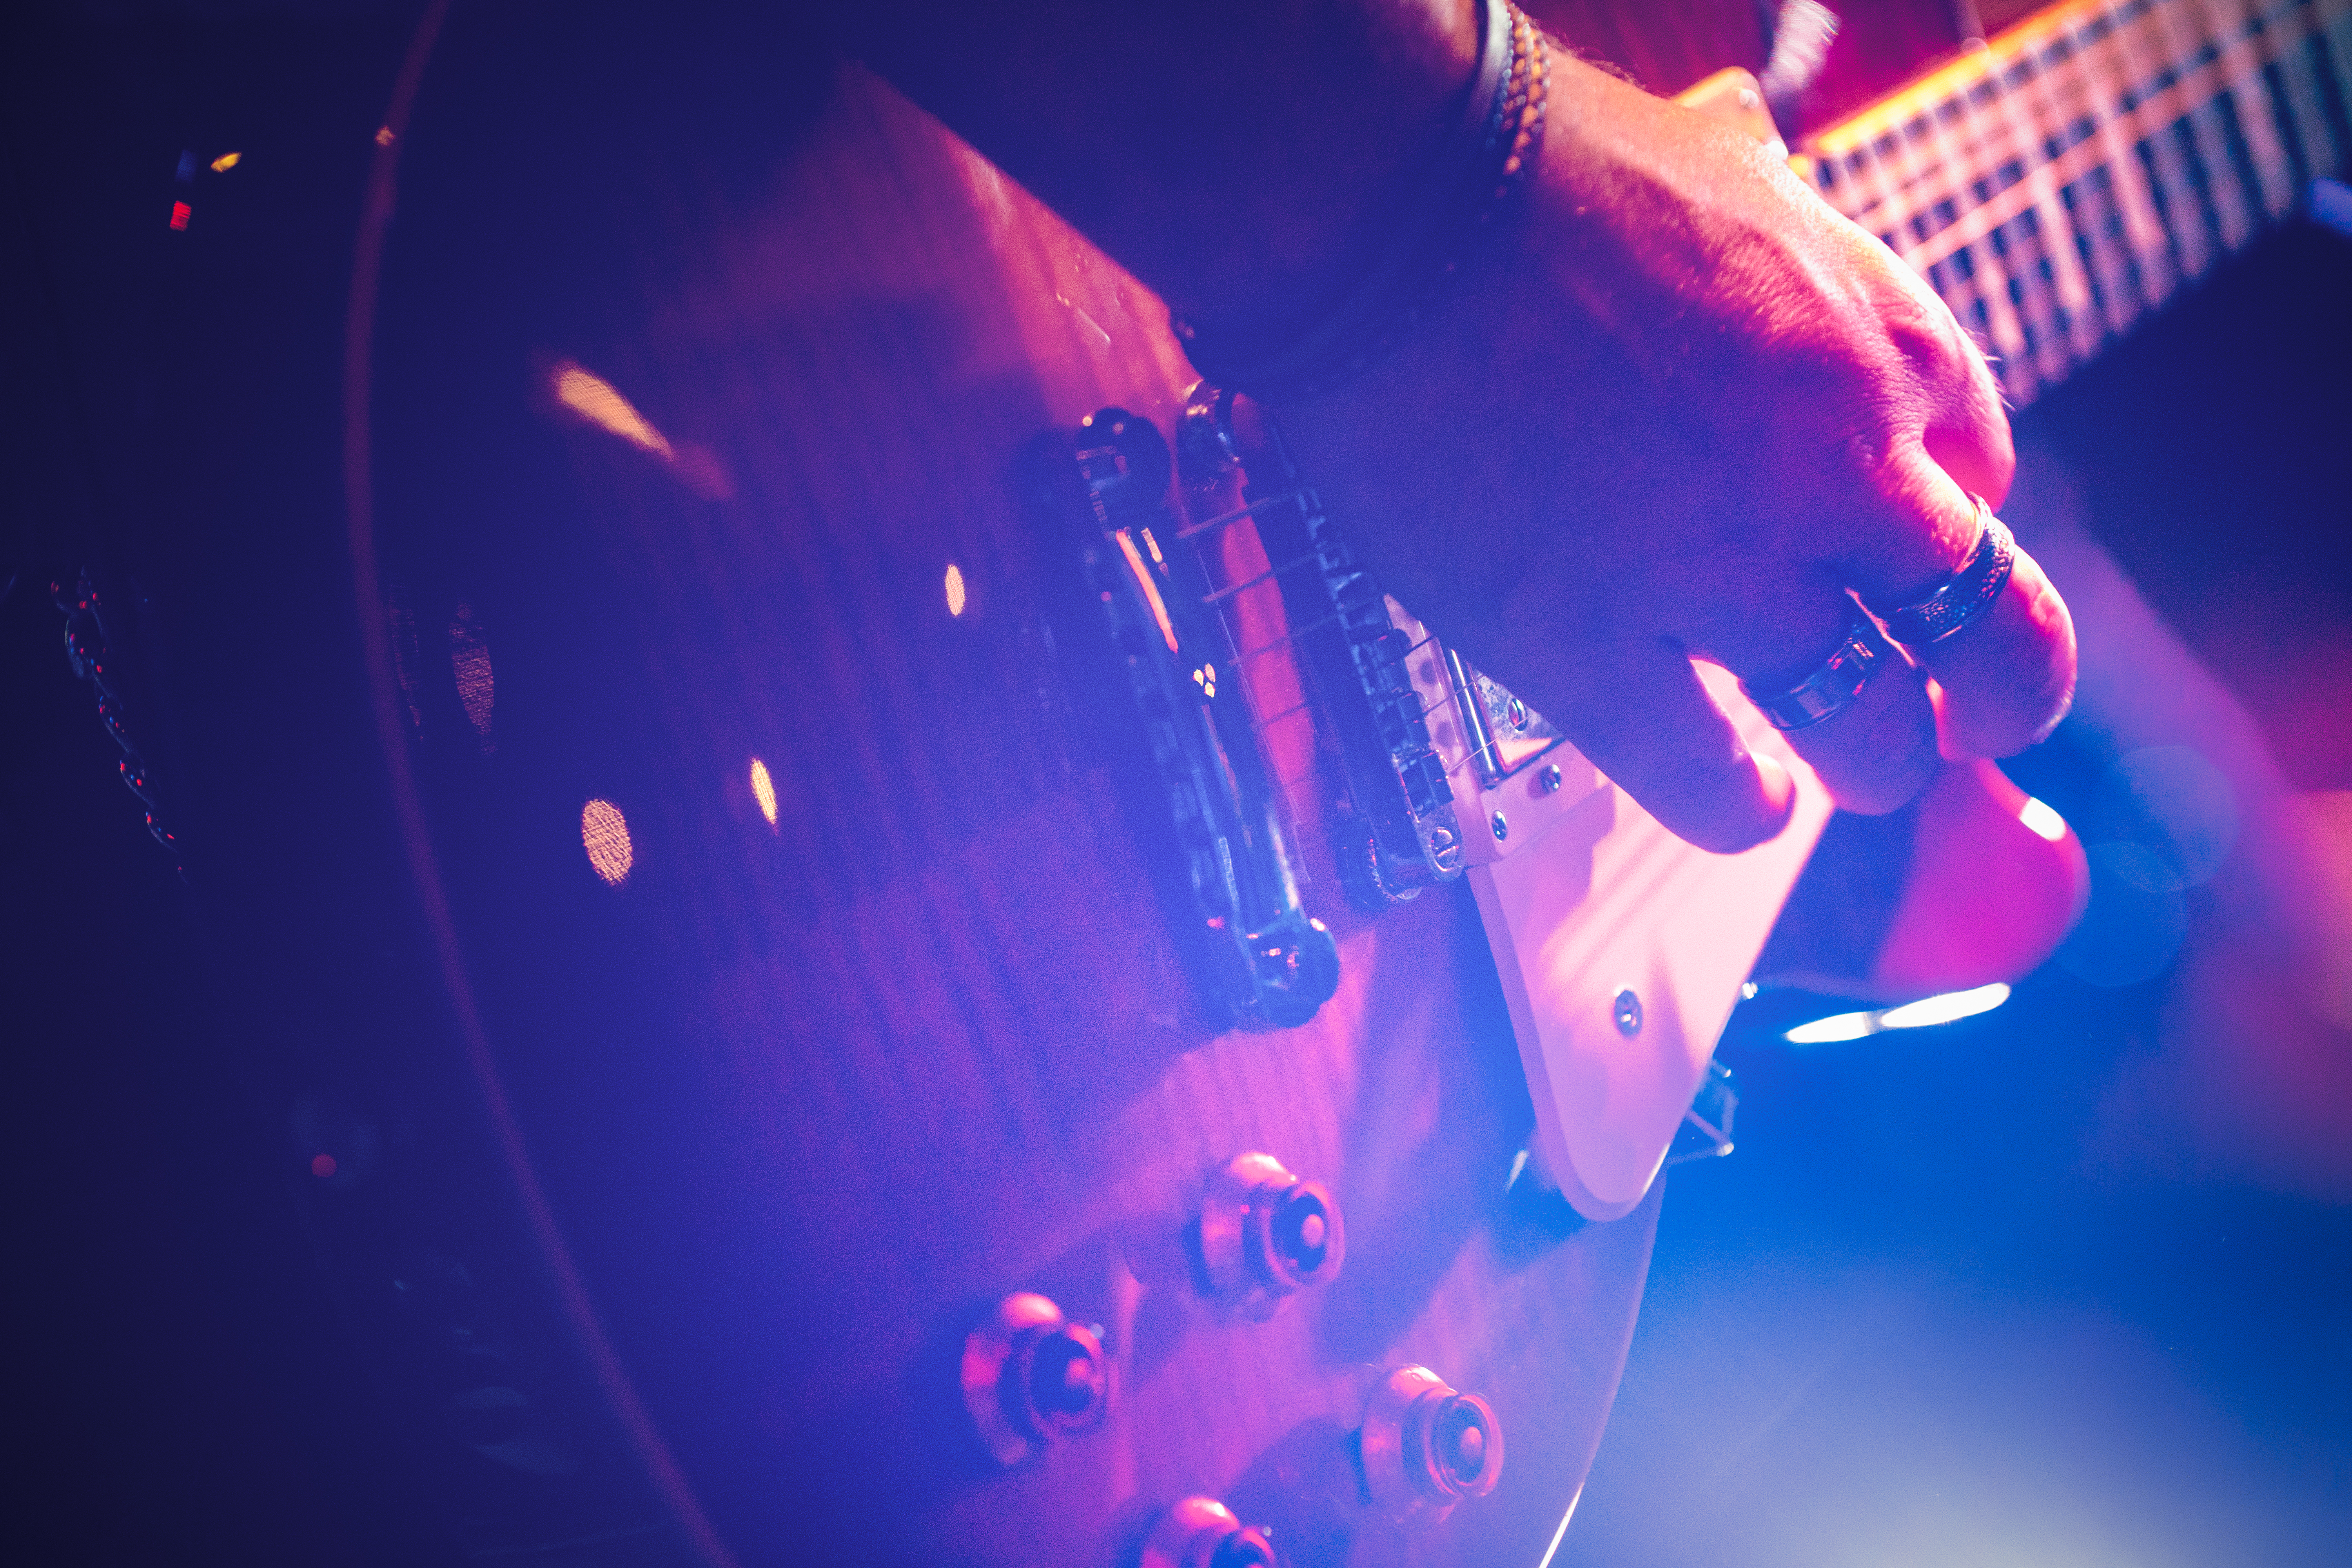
[131,0,2336,1562]
[354,12,1671,1563]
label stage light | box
[1785,1010,1879,1044]
[1785,982,2011,1043]
[1878,982,2011,1029]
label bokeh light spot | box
[551,360,673,458]
[944,563,967,618]
[749,757,778,827]
[2018,795,2068,843]
[581,798,634,886]
[310,1153,338,1179]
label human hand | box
[1269,53,2077,854]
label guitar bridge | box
[1175,385,1601,909]
[1033,408,1339,1030]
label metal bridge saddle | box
[1033,406,1338,1030]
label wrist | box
[1176,0,1550,401]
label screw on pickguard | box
[1029,408,1338,1030]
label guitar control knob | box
[1359,1365,1503,1524]
[959,1293,1109,1468]
[1141,1496,1281,1568]
[1198,1152,1345,1319]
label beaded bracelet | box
[1172,0,1549,402]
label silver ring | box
[1879,496,2016,646]
[1742,610,1887,732]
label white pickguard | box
[1399,607,1832,1222]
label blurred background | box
[5,2,2348,1564]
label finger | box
[1924,539,2078,757]
[1771,636,1939,816]
[1554,639,1797,855]
[1920,330,2015,509]
[1846,443,2076,758]
[1698,583,1938,819]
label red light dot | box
[169,201,191,231]
[310,1153,338,1178]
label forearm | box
[820,1,1475,341]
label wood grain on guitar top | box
[361,7,1699,1561]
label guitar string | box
[1192,525,1505,805]
[2328,1,2352,157]
[2100,0,2209,296]
[2262,0,2342,185]
[2202,0,2298,218]
[1904,49,2031,389]
[2316,2,2352,167]
[2160,0,2250,260]
[2060,7,2154,341]
[2189,0,2277,228]
[2056,2,2145,340]
[1994,12,2085,388]
[1200,552,1321,835]
[2083,0,2175,329]
[2265,0,2341,184]
[1189,509,1486,825]
[1904,49,2017,385]
[1849,0,2316,401]
[2023,15,2112,369]
[1201,549,1325,606]
[1958,36,2051,397]
[1858,0,2217,284]
[1176,488,1310,541]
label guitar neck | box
[1799,0,2352,407]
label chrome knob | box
[1197,1152,1345,1319]
[959,1293,1109,1468]
[1359,1365,1503,1524]
[1141,1496,1281,1568]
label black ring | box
[1879,498,2016,647]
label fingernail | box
[1755,753,1797,829]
